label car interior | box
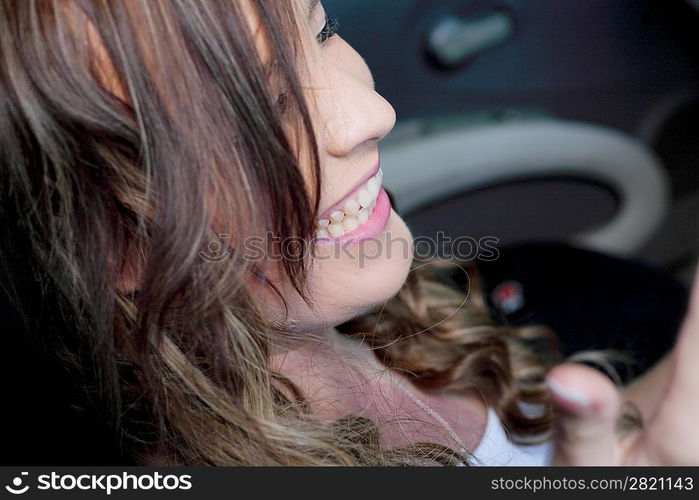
[324,0,699,374]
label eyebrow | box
[308,0,320,17]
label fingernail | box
[546,378,590,408]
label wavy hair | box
[0,0,558,465]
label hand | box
[546,265,699,465]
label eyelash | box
[316,13,339,45]
[275,14,339,113]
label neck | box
[269,327,383,411]
[269,327,487,452]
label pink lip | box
[316,188,391,246]
[318,159,381,220]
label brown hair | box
[0,0,556,465]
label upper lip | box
[318,157,381,220]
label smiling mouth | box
[315,167,384,239]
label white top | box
[467,408,553,466]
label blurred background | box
[325,0,699,284]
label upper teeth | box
[316,168,383,239]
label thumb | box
[547,363,624,465]
[666,263,699,394]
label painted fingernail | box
[546,378,590,408]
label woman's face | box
[255,0,413,334]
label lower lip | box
[317,188,391,246]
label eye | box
[276,90,289,113]
[316,13,339,45]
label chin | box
[363,210,413,297]
[266,211,414,335]
[331,210,414,320]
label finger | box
[547,363,623,465]
[640,264,699,464]
[668,263,699,390]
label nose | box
[317,40,396,158]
